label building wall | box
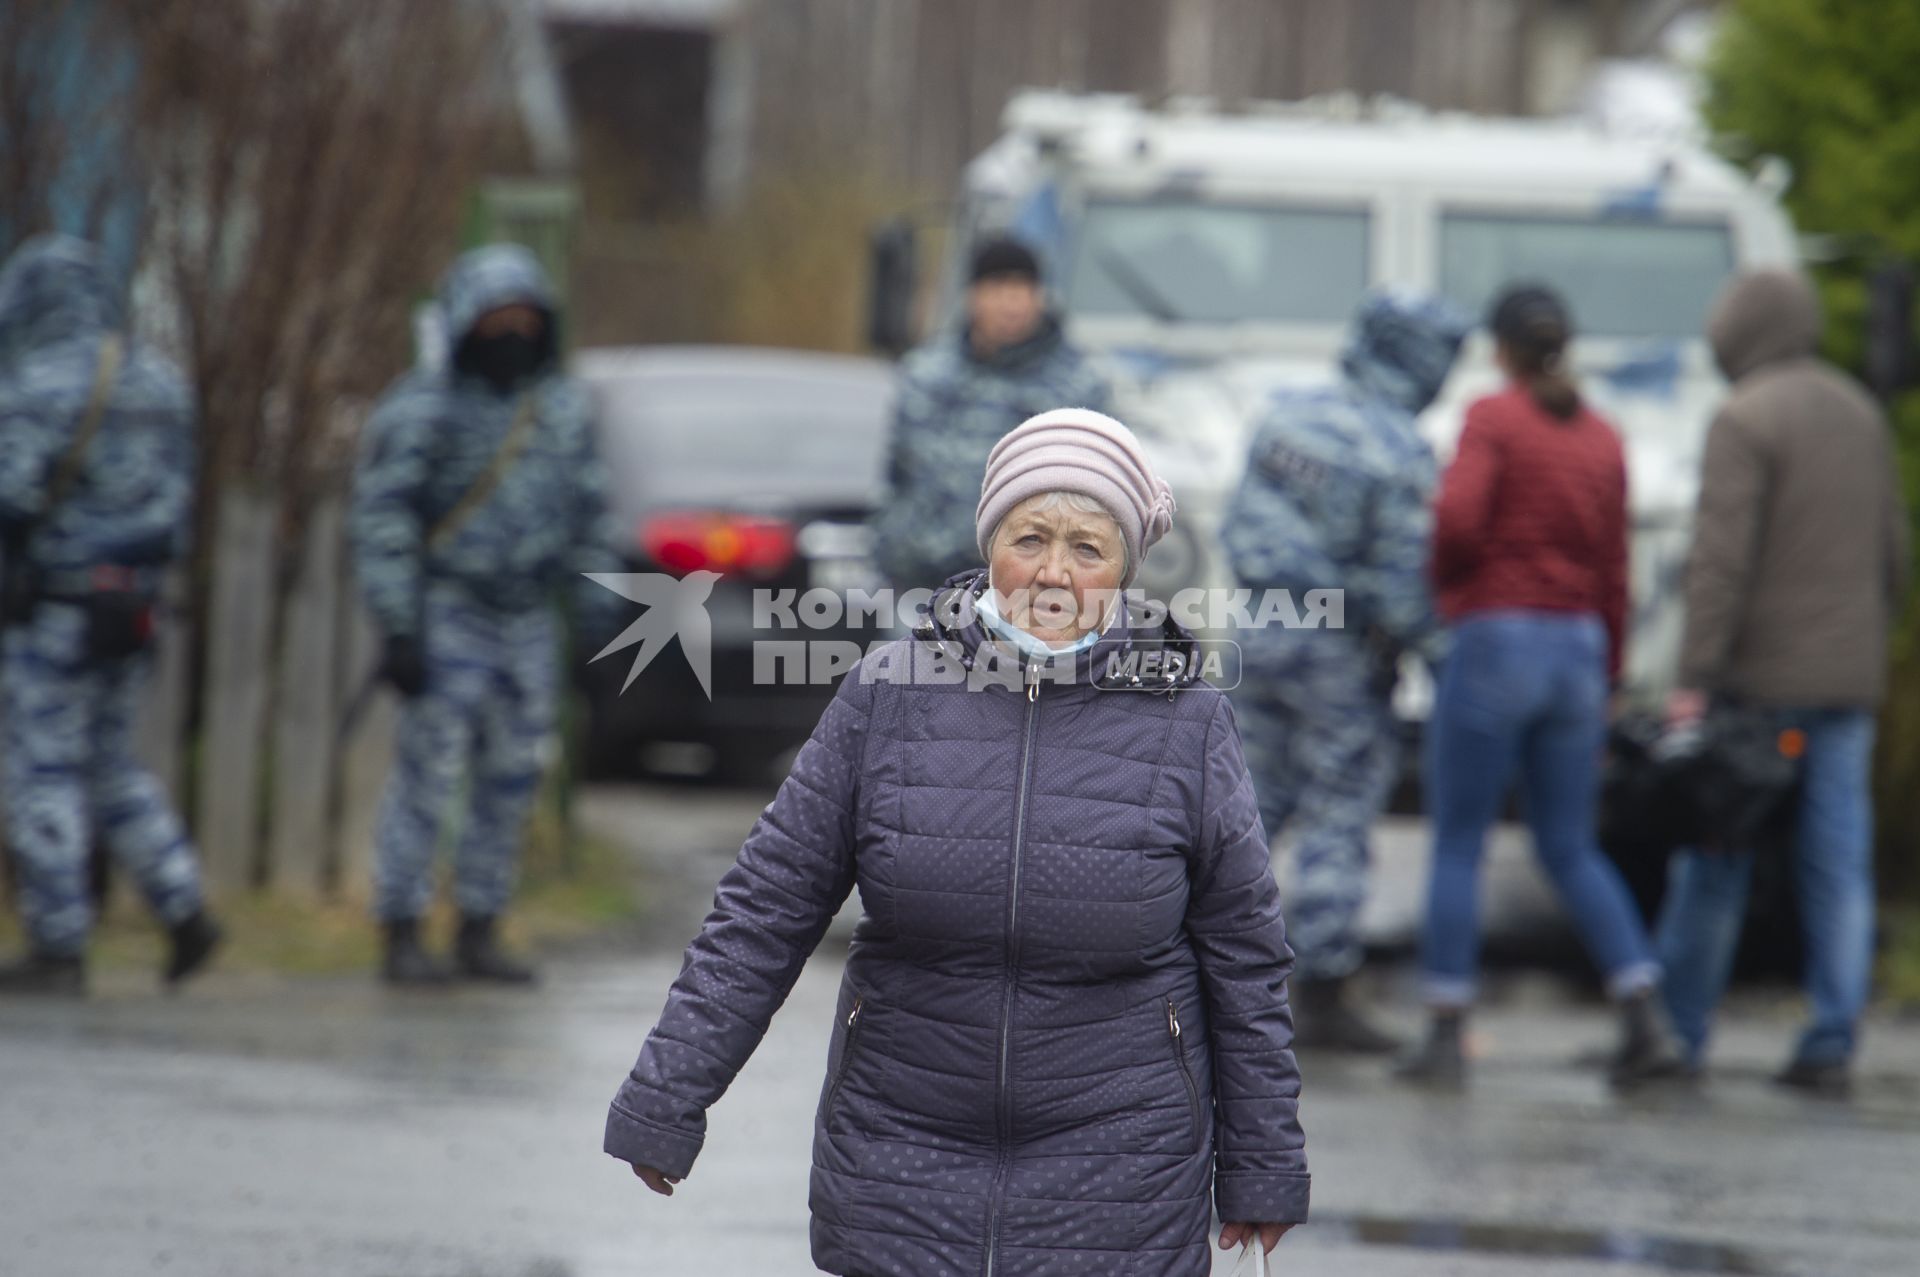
[556,0,1712,346]
[725,0,1720,196]
[735,0,1581,194]
[550,20,715,218]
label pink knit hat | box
[975,408,1176,586]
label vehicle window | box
[1066,200,1371,324]
[1439,213,1735,339]
[593,373,891,506]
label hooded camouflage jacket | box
[871,317,1111,590]
[349,245,624,637]
[0,235,195,582]
[1222,292,1468,661]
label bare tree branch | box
[117,0,512,787]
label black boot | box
[455,914,537,985]
[0,949,86,996]
[382,917,454,987]
[1395,1010,1467,1091]
[1608,990,1687,1090]
[164,910,224,986]
[1772,1056,1851,1099]
[1292,976,1402,1054]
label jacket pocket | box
[1166,997,1202,1155]
[824,995,866,1130]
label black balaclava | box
[455,314,557,395]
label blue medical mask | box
[975,583,1112,661]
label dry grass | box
[1881,907,1920,1010]
[0,832,637,980]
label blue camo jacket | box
[0,235,194,579]
[349,245,623,635]
[1222,291,1469,661]
[605,574,1310,1276]
[872,319,1112,590]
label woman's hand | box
[631,1164,681,1196]
[1218,1222,1292,1254]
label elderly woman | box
[604,408,1309,1275]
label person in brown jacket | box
[1659,269,1911,1096]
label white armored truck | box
[872,91,1801,705]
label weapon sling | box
[336,390,541,744]
[424,390,539,550]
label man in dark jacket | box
[1659,269,1911,1095]
[0,235,221,994]
[870,237,1111,591]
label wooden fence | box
[136,489,397,899]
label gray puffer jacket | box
[605,573,1309,1276]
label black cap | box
[969,237,1042,286]
[1488,283,1572,352]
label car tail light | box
[640,512,795,578]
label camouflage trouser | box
[1234,629,1400,983]
[372,587,557,923]
[1,602,205,956]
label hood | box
[438,243,557,359]
[1707,270,1821,382]
[1339,290,1471,416]
[0,234,118,368]
[916,569,1207,695]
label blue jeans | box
[1656,709,1876,1067]
[1421,611,1660,1006]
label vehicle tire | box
[710,734,803,788]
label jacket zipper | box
[984,670,1042,1277]
[823,995,864,1126]
[1167,998,1201,1153]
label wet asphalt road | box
[1,781,1917,1277]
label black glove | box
[1363,627,1402,703]
[379,633,429,698]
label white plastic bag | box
[1231,1235,1270,1277]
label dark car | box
[572,346,894,781]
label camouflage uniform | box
[0,236,205,957]
[1223,291,1469,983]
[349,245,623,924]
[871,317,1111,589]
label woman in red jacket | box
[1400,285,1682,1090]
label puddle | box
[1312,1215,1770,1274]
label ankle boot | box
[1609,990,1687,1089]
[382,917,453,987]
[454,914,537,985]
[164,910,224,986]
[0,948,86,996]
[1395,1010,1467,1090]
[1772,1056,1851,1099]
[1292,976,1403,1054]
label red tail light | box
[640,512,795,578]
